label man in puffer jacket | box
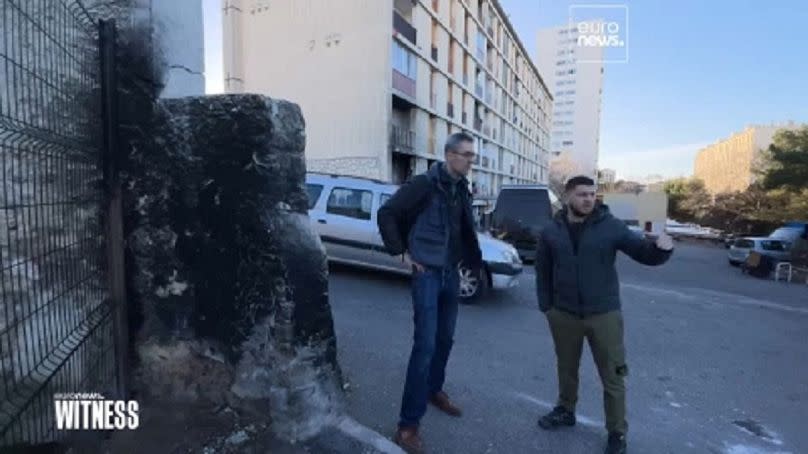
[535,175,674,454]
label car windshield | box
[306,184,323,209]
[760,240,786,251]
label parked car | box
[489,184,562,261]
[727,237,791,266]
[305,173,523,302]
[769,221,808,249]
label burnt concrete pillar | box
[123,94,342,442]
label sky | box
[202,0,808,181]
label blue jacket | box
[377,163,482,269]
[535,204,672,315]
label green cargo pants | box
[546,307,629,434]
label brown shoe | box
[429,391,462,417]
[393,426,424,454]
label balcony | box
[393,69,416,99]
[390,125,415,154]
[393,11,417,45]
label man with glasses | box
[378,132,483,453]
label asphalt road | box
[328,243,808,454]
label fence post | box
[99,19,129,399]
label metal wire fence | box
[0,0,120,446]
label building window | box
[392,41,417,79]
[327,188,373,220]
[562,140,573,146]
[476,33,487,61]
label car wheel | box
[458,263,487,304]
[728,259,740,267]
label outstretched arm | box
[617,225,673,266]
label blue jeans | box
[399,266,460,428]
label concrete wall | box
[603,192,668,234]
[122,94,342,444]
[223,0,391,180]
[153,0,206,98]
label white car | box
[305,173,523,302]
[727,237,790,266]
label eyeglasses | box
[450,150,477,160]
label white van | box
[305,173,523,303]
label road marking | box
[622,282,808,316]
[722,443,792,454]
[512,392,603,428]
[336,416,406,454]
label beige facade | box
[222,0,553,197]
[694,123,801,194]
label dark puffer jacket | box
[377,163,482,269]
[535,204,672,316]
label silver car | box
[727,237,790,266]
[305,173,523,302]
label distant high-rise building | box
[222,0,553,197]
[694,122,803,194]
[536,22,605,178]
[598,168,616,186]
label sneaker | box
[605,432,627,454]
[537,405,576,430]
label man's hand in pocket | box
[402,252,425,273]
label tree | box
[612,180,644,194]
[549,154,581,196]
[662,178,711,222]
[761,126,808,192]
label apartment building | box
[598,168,616,186]
[536,22,604,178]
[694,122,802,194]
[222,0,553,198]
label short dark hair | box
[444,132,475,154]
[565,175,596,192]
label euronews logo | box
[54,393,139,430]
